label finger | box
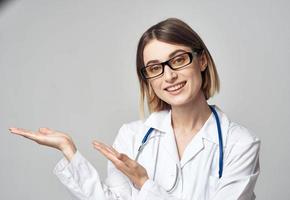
[93,143,120,164]
[118,153,137,167]
[94,145,132,179]
[93,141,116,158]
[92,141,135,167]
[9,128,39,141]
[39,127,69,139]
[105,144,122,158]
[93,142,130,171]
[93,141,118,156]
[38,128,51,135]
[107,146,121,156]
[39,127,59,135]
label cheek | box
[149,80,164,97]
[150,81,159,91]
[186,67,202,82]
[182,70,203,94]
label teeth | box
[166,82,185,92]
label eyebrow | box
[145,49,187,66]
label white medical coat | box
[53,105,260,200]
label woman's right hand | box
[9,127,77,161]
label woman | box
[9,18,260,200]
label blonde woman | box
[9,18,260,200]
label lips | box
[164,81,186,92]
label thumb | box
[39,128,55,135]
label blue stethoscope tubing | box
[136,104,224,180]
[209,104,224,179]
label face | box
[143,39,208,107]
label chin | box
[164,96,193,108]
[168,101,191,108]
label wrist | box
[136,176,149,189]
[60,140,77,161]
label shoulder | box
[112,120,143,146]
[117,110,169,138]
[214,107,261,168]
[113,111,161,144]
[112,112,163,156]
[117,119,147,139]
[214,105,260,147]
[226,121,261,147]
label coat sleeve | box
[53,124,133,200]
[211,125,261,200]
[53,122,195,200]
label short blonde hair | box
[136,18,220,119]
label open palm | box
[9,127,74,152]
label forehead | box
[143,40,191,65]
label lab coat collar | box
[144,109,172,133]
[144,109,179,163]
[179,105,230,167]
[144,104,230,146]
[144,105,230,166]
[202,105,230,147]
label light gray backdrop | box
[1,0,289,199]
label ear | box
[198,51,208,72]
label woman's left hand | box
[92,140,149,189]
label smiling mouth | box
[165,81,186,92]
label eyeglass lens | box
[143,52,192,79]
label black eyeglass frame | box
[140,50,202,80]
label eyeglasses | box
[140,51,198,79]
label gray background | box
[0,0,289,199]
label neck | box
[171,91,212,135]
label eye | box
[171,55,187,66]
[148,64,162,73]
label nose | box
[163,64,177,82]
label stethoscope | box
[134,104,224,193]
